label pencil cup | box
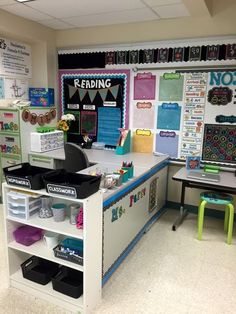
[51,203,66,222]
[122,166,134,179]
[43,231,59,249]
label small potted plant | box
[57,113,75,141]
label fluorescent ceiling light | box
[15,0,35,3]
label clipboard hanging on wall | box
[134,72,156,100]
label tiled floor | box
[1,207,236,314]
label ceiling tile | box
[153,3,190,18]
[39,19,74,30]
[0,0,16,5]
[2,3,52,20]
[144,0,182,6]
[63,7,159,28]
[27,0,146,19]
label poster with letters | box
[0,37,31,78]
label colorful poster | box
[134,72,156,100]
[97,107,121,147]
[81,111,97,135]
[202,124,236,164]
[159,73,184,101]
[155,131,179,158]
[132,129,153,153]
[157,103,181,130]
[180,72,207,158]
[204,71,236,124]
[132,102,155,129]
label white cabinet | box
[2,182,103,314]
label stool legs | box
[198,200,207,240]
[224,206,229,233]
[226,203,234,245]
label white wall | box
[0,9,58,102]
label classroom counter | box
[29,147,168,169]
[29,148,169,281]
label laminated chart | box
[132,129,153,153]
[132,102,155,129]
[159,73,184,101]
[97,107,121,146]
[180,72,208,158]
[155,131,179,158]
[205,71,236,124]
[133,72,156,100]
[202,124,236,163]
[157,103,181,130]
[81,111,97,135]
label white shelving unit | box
[2,182,103,314]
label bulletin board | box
[59,69,130,147]
[130,69,236,165]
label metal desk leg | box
[172,182,188,231]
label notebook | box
[187,171,220,182]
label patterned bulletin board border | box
[202,124,236,164]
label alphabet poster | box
[59,69,130,147]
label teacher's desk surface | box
[172,167,236,231]
[31,147,169,169]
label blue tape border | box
[103,161,169,209]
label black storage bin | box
[4,163,53,190]
[52,266,83,298]
[43,170,101,199]
[21,256,60,285]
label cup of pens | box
[121,161,134,179]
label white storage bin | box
[30,130,64,152]
[7,191,41,220]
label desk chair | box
[198,192,234,244]
[63,142,90,172]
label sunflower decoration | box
[57,113,75,132]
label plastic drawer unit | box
[7,190,41,220]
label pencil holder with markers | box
[121,162,134,179]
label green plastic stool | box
[198,192,234,244]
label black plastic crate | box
[43,170,101,199]
[53,244,83,265]
[52,266,83,298]
[4,163,53,190]
[21,256,60,285]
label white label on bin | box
[47,184,77,198]
[6,176,31,188]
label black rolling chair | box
[63,142,90,172]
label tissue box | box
[29,88,54,107]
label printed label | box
[47,184,77,198]
[6,176,31,188]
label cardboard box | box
[29,88,54,107]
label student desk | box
[172,167,236,231]
[29,148,169,282]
